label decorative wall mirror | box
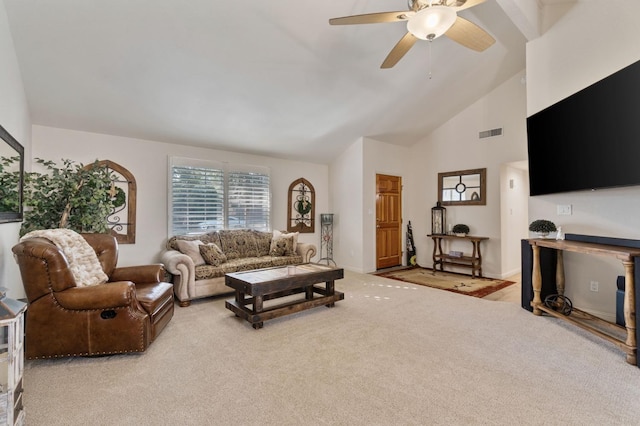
[0,125,24,223]
[287,177,315,233]
[438,168,486,206]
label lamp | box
[407,5,457,41]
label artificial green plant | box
[0,155,21,213]
[20,158,125,237]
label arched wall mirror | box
[438,168,486,206]
[287,177,315,233]
[0,125,24,223]
[88,160,137,244]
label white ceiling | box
[4,0,530,163]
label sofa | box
[12,232,174,359]
[161,229,316,306]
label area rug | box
[375,267,515,298]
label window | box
[169,157,270,235]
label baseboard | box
[580,307,616,324]
[343,265,366,274]
[500,268,521,280]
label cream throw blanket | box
[21,229,109,287]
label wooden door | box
[376,174,402,269]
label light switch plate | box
[557,204,572,215]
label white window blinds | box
[169,158,270,235]
[228,168,270,230]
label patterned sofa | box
[161,229,316,306]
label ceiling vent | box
[479,128,503,139]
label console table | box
[428,234,489,278]
[529,238,638,365]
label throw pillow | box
[270,235,295,256]
[199,243,227,267]
[175,239,206,266]
[272,230,298,252]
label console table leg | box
[474,241,483,278]
[556,250,565,296]
[431,237,438,275]
[531,245,542,315]
[623,260,637,365]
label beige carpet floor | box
[24,271,640,425]
[375,267,516,298]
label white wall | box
[500,162,529,276]
[406,70,529,278]
[329,138,363,272]
[0,3,31,299]
[32,125,329,267]
[329,137,411,274]
[526,1,640,320]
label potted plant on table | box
[528,219,557,238]
[452,224,470,237]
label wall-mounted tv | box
[526,59,640,196]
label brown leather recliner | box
[12,233,175,359]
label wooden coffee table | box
[225,263,344,329]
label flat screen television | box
[526,59,640,196]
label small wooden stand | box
[428,234,489,278]
[529,238,638,365]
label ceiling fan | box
[329,0,496,69]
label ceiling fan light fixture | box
[406,5,457,40]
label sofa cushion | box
[270,255,303,267]
[251,230,272,256]
[228,256,278,272]
[218,230,258,259]
[194,255,303,280]
[199,243,227,266]
[270,234,295,256]
[195,263,237,281]
[175,239,206,266]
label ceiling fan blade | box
[445,16,495,52]
[329,11,410,25]
[452,0,487,12]
[381,32,419,69]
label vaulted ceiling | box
[4,0,541,163]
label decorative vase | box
[455,233,466,237]
[536,232,549,238]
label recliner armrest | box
[54,281,136,310]
[111,264,165,283]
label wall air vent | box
[479,128,503,139]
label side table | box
[0,295,27,425]
[427,234,489,278]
